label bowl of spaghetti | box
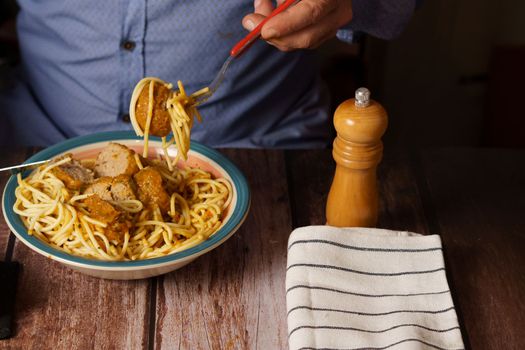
[2,131,250,280]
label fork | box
[193,0,299,105]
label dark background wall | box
[363,0,525,148]
[319,0,525,148]
[0,0,18,90]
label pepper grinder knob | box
[355,87,371,107]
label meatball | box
[94,143,139,178]
[84,194,120,223]
[84,175,137,202]
[83,194,131,243]
[133,167,170,214]
[110,175,137,201]
[135,81,172,137]
[51,154,94,190]
[84,177,113,201]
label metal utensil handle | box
[0,160,49,174]
[230,0,298,57]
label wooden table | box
[1,148,524,349]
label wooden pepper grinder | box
[326,87,388,227]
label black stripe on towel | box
[286,263,445,276]
[297,338,464,350]
[286,285,450,298]
[288,324,460,338]
[288,239,442,252]
[287,306,455,317]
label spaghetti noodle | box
[13,152,232,261]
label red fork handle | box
[230,0,299,57]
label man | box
[0,0,416,147]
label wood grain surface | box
[0,147,523,349]
[419,148,525,350]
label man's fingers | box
[242,13,266,31]
[261,0,338,39]
[243,0,353,51]
[269,27,337,51]
[266,10,341,51]
[254,0,274,16]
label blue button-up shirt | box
[0,0,416,148]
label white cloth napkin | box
[286,226,465,350]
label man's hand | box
[242,0,353,52]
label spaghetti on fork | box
[129,77,209,171]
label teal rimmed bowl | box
[2,131,250,280]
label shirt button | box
[122,41,136,51]
[122,114,131,123]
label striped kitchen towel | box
[286,226,465,350]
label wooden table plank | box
[285,149,430,233]
[420,148,525,350]
[153,150,291,350]
[2,243,151,349]
[1,241,152,349]
[0,148,28,258]
[284,150,334,228]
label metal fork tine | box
[194,55,233,106]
